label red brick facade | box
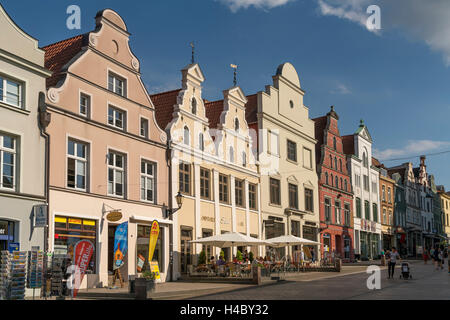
[313,107,354,261]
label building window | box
[200,168,210,200]
[334,157,338,171]
[140,118,149,138]
[235,179,244,207]
[108,72,126,97]
[363,175,369,191]
[289,100,294,109]
[372,203,378,222]
[325,198,331,223]
[335,176,339,189]
[199,133,204,151]
[219,174,229,203]
[325,172,329,185]
[329,155,333,168]
[363,152,368,167]
[67,139,88,191]
[54,216,97,273]
[248,183,257,210]
[0,76,22,108]
[364,200,370,220]
[383,208,387,224]
[79,93,90,117]
[288,183,298,209]
[183,126,190,146]
[234,118,239,132]
[335,200,341,225]
[268,130,279,156]
[331,174,334,187]
[108,151,125,197]
[179,162,191,195]
[305,188,314,212]
[242,152,247,167]
[372,181,378,195]
[303,148,312,169]
[340,178,343,190]
[269,178,281,205]
[0,133,16,190]
[339,159,342,172]
[229,147,234,163]
[344,203,351,226]
[387,187,391,204]
[191,98,197,115]
[356,197,362,218]
[382,185,386,202]
[108,106,126,130]
[287,140,297,162]
[355,174,361,188]
[333,137,337,150]
[141,160,155,202]
[344,179,348,192]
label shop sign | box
[8,242,19,253]
[220,217,230,225]
[201,216,215,223]
[136,254,145,273]
[33,205,48,227]
[106,211,123,222]
[150,261,161,280]
[113,222,128,270]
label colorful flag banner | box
[150,261,161,280]
[72,240,94,298]
[148,220,159,262]
[113,222,128,270]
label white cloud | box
[373,140,450,161]
[316,0,450,66]
[219,0,293,12]
[331,83,351,94]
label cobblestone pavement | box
[189,261,450,300]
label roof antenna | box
[190,41,195,64]
[230,64,238,87]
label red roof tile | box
[42,34,88,88]
[341,135,355,155]
[205,99,225,129]
[150,88,182,131]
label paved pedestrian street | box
[189,261,450,300]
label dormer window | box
[191,97,197,115]
[108,72,126,97]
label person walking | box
[433,246,441,270]
[423,248,429,264]
[438,247,444,270]
[388,247,400,279]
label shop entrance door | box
[180,228,192,274]
[108,225,118,273]
[335,235,342,258]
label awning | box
[130,215,173,225]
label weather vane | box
[230,63,237,86]
[190,41,195,64]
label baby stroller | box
[399,261,412,279]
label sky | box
[2,0,449,189]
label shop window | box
[136,224,164,273]
[54,216,97,273]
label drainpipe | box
[166,139,174,282]
[38,92,51,253]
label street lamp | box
[163,192,184,218]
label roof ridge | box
[41,33,87,50]
[150,88,182,97]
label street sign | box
[33,204,48,227]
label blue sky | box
[2,0,449,189]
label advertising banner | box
[148,220,159,262]
[113,222,128,270]
[72,240,94,298]
[150,261,161,280]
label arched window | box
[191,97,197,115]
[234,118,239,132]
[363,151,368,167]
[229,147,234,163]
[199,133,204,151]
[331,174,334,186]
[330,155,333,168]
[344,179,348,191]
[242,152,247,167]
[339,159,342,172]
[333,137,337,150]
[183,126,190,145]
[340,178,343,190]
[335,176,339,188]
[325,172,329,185]
[334,157,338,170]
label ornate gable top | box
[355,119,373,142]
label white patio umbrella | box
[266,235,321,248]
[190,232,270,247]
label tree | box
[236,250,243,262]
[198,250,206,265]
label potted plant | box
[198,250,206,265]
[236,250,243,262]
[249,251,254,262]
[135,271,156,299]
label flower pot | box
[134,278,155,300]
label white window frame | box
[140,117,149,139]
[79,92,91,117]
[108,72,126,97]
[108,151,126,198]
[141,159,156,203]
[108,105,126,130]
[0,75,23,108]
[67,138,88,191]
[0,133,17,191]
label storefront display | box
[54,216,97,273]
[0,251,27,300]
[27,251,44,289]
[136,225,163,273]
